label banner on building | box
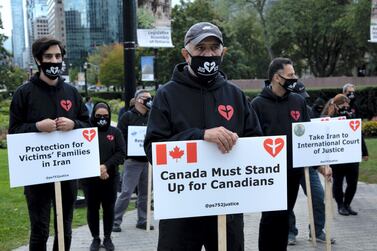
[141,56,155,81]
[137,2,173,48]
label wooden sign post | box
[218,215,227,251]
[54,181,65,251]
[304,167,317,246]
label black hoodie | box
[9,74,89,134]
[89,102,126,178]
[144,62,263,161]
[250,82,311,171]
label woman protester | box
[321,94,368,216]
[82,102,125,251]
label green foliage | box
[0,99,10,148]
[0,65,28,92]
[99,44,124,89]
[266,0,373,77]
[137,7,155,28]
[363,120,377,137]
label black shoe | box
[90,237,101,251]
[136,223,154,230]
[338,206,350,216]
[103,237,115,251]
[345,205,358,215]
[112,225,121,232]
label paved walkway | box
[14,181,377,251]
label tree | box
[99,44,124,90]
[0,65,28,91]
[266,0,373,77]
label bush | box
[363,120,377,137]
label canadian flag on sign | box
[155,142,197,165]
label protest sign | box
[127,126,147,156]
[7,128,100,187]
[292,119,362,167]
[151,136,287,220]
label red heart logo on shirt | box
[290,110,300,121]
[60,100,72,111]
[218,105,234,121]
[83,129,96,142]
[263,138,285,158]
[349,120,360,131]
[107,134,114,141]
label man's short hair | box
[268,57,293,82]
[342,83,354,94]
[134,89,150,99]
[32,36,66,62]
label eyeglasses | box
[42,53,62,60]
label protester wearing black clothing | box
[113,90,152,232]
[144,22,262,251]
[322,93,369,216]
[82,102,125,251]
[250,58,311,251]
[8,36,89,251]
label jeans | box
[288,167,325,237]
[25,180,77,251]
[113,159,148,226]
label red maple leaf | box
[169,146,184,162]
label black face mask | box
[338,106,354,118]
[188,52,222,82]
[346,92,355,100]
[142,97,153,110]
[94,115,110,131]
[39,62,63,80]
[278,74,298,92]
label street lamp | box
[83,62,88,97]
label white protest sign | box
[7,128,100,187]
[137,28,174,48]
[127,126,147,156]
[292,119,361,167]
[310,116,346,122]
[151,136,287,220]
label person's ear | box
[181,48,190,64]
[222,47,228,57]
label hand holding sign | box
[204,126,238,153]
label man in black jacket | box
[250,58,311,251]
[144,22,262,251]
[112,89,153,232]
[8,36,89,251]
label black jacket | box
[89,102,126,178]
[250,83,311,171]
[94,127,125,178]
[9,74,89,134]
[117,107,149,162]
[144,62,263,162]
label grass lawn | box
[359,138,377,183]
[0,149,134,251]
